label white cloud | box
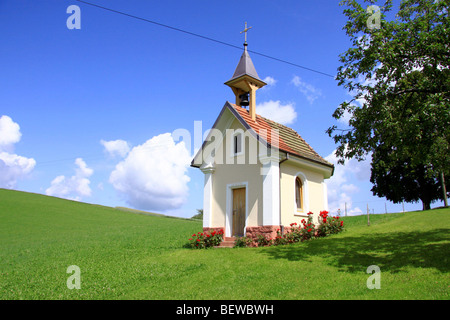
[325,149,372,216]
[291,76,322,104]
[262,76,277,87]
[0,115,21,152]
[46,158,93,201]
[0,115,36,188]
[256,100,297,125]
[0,152,36,189]
[109,133,191,212]
[100,139,130,158]
[341,183,360,194]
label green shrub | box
[256,234,272,247]
[273,229,287,246]
[187,229,224,249]
[316,211,344,237]
[234,236,253,248]
[298,212,316,241]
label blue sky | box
[0,0,441,217]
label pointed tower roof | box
[225,43,266,87]
[230,46,261,81]
[224,44,267,90]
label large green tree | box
[370,143,448,210]
[328,0,449,209]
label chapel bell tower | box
[224,22,266,121]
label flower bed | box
[187,229,224,249]
[185,211,344,249]
[235,211,344,248]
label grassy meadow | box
[0,188,448,300]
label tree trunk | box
[422,200,431,211]
[441,172,448,208]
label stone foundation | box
[245,225,281,244]
[203,225,285,247]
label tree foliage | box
[328,0,450,209]
[370,144,448,210]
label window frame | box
[295,176,303,211]
[233,131,243,156]
[293,172,309,216]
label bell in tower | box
[239,92,250,107]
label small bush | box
[273,229,287,246]
[316,211,344,237]
[234,236,253,248]
[256,234,272,247]
[187,229,224,249]
[191,209,203,220]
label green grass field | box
[0,188,448,300]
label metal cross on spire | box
[240,22,252,46]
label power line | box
[75,0,336,78]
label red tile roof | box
[229,103,333,168]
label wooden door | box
[232,188,246,237]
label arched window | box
[295,176,303,211]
